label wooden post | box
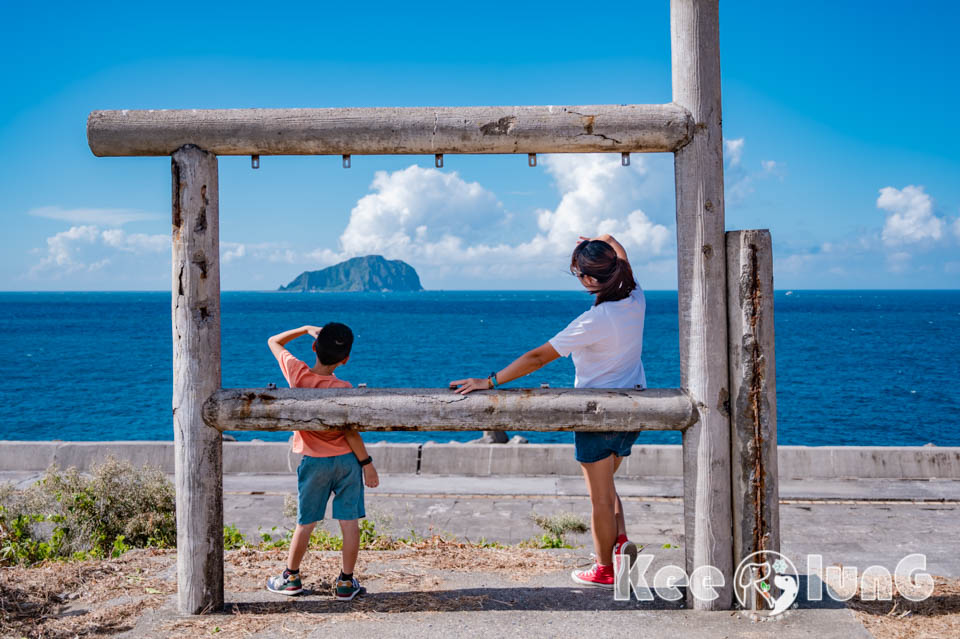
[727,230,780,610]
[671,0,734,609]
[172,145,224,614]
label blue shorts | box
[574,431,640,464]
[296,453,365,524]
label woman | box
[450,233,645,588]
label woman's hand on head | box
[449,377,491,395]
[578,234,613,244]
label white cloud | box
[29,206,160,226]
[723,138,785,204]
[31,225,168,276]
[315,156,671,281]
[218,156,673,287]
[221,241,332,266]
[953,217,960,242]
[339,165,504,258]
[222,242,246,263]
[878,185,943,246]
[101,229,168,253]
[724,138,744,166]
[533,154,670,258]
[34,225,101,272]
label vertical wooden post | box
[727,230,780,610]
[172,145,224,614]
[671,0,734,609]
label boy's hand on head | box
[305,325,323,339]
[363,464,379,488]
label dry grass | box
[841,574,960,639]
[847,577,960,639]
[0,548,174,638]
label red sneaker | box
[571,562,615,588]
[614,538,638,576]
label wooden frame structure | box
[87,0,779,614]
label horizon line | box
[1,288,959,294]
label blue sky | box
[2,1,958,291]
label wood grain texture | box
[671,0,734,610]
[87,104,693,157]
[727,230,780,610]
[171,145,224,614]
[203,388,698,433]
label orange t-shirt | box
[276,350,353,458]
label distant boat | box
[785,291,794,296]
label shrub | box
[0,457,176,565]
[523,511,589,549]
[223,524,247,550]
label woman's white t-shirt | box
[548,287,646,389]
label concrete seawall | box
[2,441,960,479]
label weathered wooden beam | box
[86,104,694,157]
[671,0,735,610]
[727,230,780,611]
[171,145,224,614]
[203,388,698,433]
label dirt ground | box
[0,543,570,639]
[4,548,960,638]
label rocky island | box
[279,255,423,292]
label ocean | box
[1,290,958,447]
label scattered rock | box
[469,431,509,444]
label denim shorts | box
[574,431,640,464]
[297,453,365,524]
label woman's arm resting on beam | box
[449,342,560,395]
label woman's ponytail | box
[594,257,636,305]
[571,240,637,306]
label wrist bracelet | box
[358,456,373,467]
[489,372,498,388]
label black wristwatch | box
[358,456,373,467]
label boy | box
[265,322,379,601]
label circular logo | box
[733,550,799,617]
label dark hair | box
[570,240,637,306]
[315,322,354,365]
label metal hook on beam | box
[622,152,630,167]
[251,155,260,169]
[342,154,351,169]
[435,153,443,168]
[528,153,537,167]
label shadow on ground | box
[227,585,689,614]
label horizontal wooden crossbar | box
[203,387,698,433]
[87,104,694,157]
